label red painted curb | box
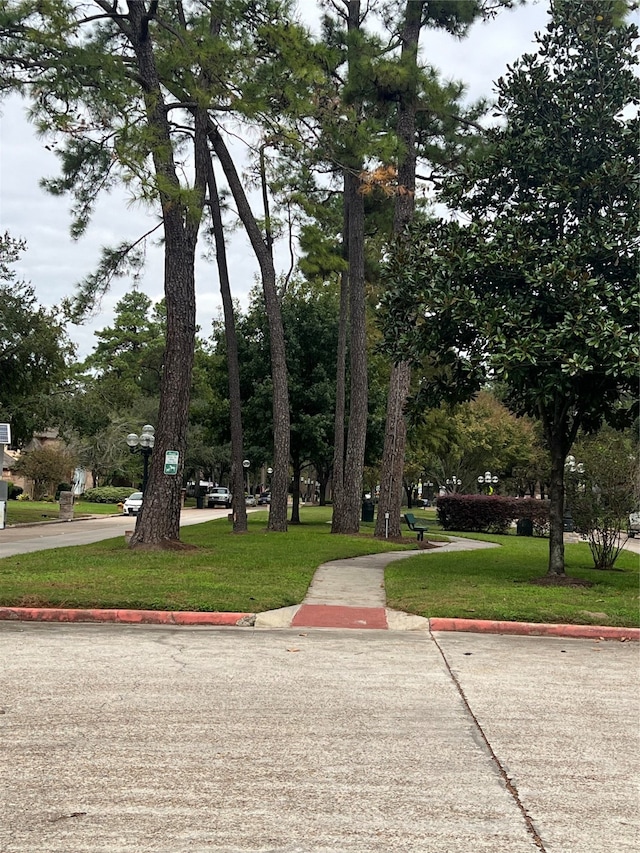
[292,604,388,630]
[0,607,253,627]
[428,617,639,641]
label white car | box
[122,492,143,515]
[207,487,232,508]
[628,512,640,538]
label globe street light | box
[563,455,584,532]
[127,424,155,493]
[243,459,250,497]
[445,476,462,492]
[477,470,499,494]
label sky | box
[0,0,551,359]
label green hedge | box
[436,494,549,535]
[82,486,138,504]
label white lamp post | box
[477,470,499,494]
[126,425,155,493]
[243,459,250,496]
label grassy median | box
[5,500,121,524]
[1,506,637,625]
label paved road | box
[0,622,637,852]
[0,508,231,558]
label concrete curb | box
[0,606,637,639]
[0,606,254,627]
[429,617,639,641]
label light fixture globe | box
[126,433,139,448]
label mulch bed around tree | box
[529,575,593,588]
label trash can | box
[196,495,205,509]
[516,517,533,536]
[361,499,375,523]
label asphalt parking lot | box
[1,622,637,853]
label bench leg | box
[416,530,423,541]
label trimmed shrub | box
[82,486,138,504]
[55,482,72,500]
[8,482,23,500]
[436,494,549,535]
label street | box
[0,508,232,559]
[0,623,637,852]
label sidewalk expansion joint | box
[431,631,548,853]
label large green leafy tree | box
[59,291,166,487]
[83,291,165,400]
[0,232,72,445]
[381,0,639,576]
[405,391,540,500]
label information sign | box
[164,450,179,475]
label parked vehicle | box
[207,487,232,508]
[628,512,640,538]
[245,494,257,506]
[122,492,143,515]
[257,491,271,505]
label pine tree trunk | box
[330,238,349,526]
[375,361,411,537]
[207,124,290,532]
[332,170,367,533]
[128,4,204,548]
[205,156,247,532]
[375,0,421,539]
[331,1,368,535]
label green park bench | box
[404,512,429,542]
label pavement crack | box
[432,632,547,853]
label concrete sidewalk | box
[254,537,639,640]
[256,537,499,631]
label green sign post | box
[164,450,179,475]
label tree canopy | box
[0,232,73,445]
[381,0,639,574]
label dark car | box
[257,491,271,505]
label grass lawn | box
[386,531,639,628]
[5,500,121,525]
[1,505,637,625]
[0,507,411,613]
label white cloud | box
[0,0,549,358]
